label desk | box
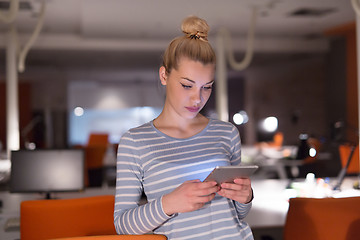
[242,145,332,179]
[247,179,290,228]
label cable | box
[0,0,19,23]
[352,0,360,16]
[220,6,258,71]
[18,0,47,73]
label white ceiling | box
[0,0,357,80]
[0,0,356,49]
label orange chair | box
[88,133,109,147]
[85,133,109,187]
[339,144,360,174]
[53,235,167,240]
[21,195,116,240]
[283,197,360,240]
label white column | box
[215,33,229,122]
[6,24,20,155]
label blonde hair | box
[162,16,216,73]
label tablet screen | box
[204,165,258,184]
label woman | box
[114,16,254,240]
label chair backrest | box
[283,197,360,240]
[84,133,109,186]
[339,144,359,174]
[88,133,109,147]
[21,195,117,240]
[52,235,167,240]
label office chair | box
[21,195,117,240]
[88,133,109,147]
[283,197,360,240]
[85,133,109,186]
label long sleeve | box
[113,131,172,234]
[229,124,253,219]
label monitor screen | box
[10,149,85,198]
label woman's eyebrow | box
[181,77,214,85]
[181,77,195,83]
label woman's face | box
[159,57,215,120]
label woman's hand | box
[162,180,219,216]
[217,178,253,204]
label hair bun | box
[181,16,209,41]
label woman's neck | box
[153,113,209,139]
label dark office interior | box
[0,1,359,240]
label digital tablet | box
[204,165,259,184]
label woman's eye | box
[203,86,213,90]
[181,83,192,89]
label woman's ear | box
[159,66,167,86]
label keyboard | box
[4,217,20,232]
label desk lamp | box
[333,144,360,190]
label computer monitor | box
[10,149,85,199]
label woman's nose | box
[191,90,201,104]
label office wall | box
[67,79,164,145]
[243,54,327,145]
[68,80,164,110]
[325,22,358,144]
[0,38,347,149]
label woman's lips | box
[186,107,200,112]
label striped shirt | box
[114,118,254,240]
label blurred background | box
[0,0,358,186]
